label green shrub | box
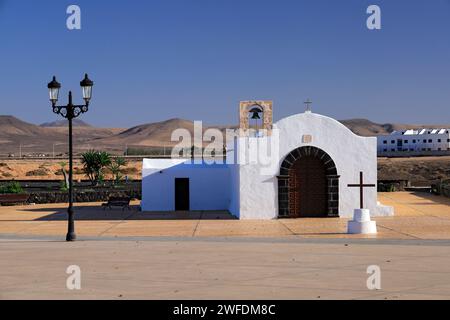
[59,181,68,192]
[81,150,112,186]
[388,185,396,192]
[0,182,24,194]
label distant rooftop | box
[389,129,450,136]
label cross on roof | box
[304,99,312,113]
[347,171,376,209]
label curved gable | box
[275,112,365,139]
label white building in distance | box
[377,129,450,156]
[142,101,394,219]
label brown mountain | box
[0,116,124,156]
[40,119,92,127]
[103,118,196,146]
[339,119,391,136]
[339,119,449,137]
[0,115,448,156]
[0,115,53,137]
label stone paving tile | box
[194,220,293,237]
[0,192,449,239]
[375,216,450,240]
[15,221,120,237]
[0,221,46,234]
[101,220,198,237]
[2,240,450,299]
[279,218,348,236]
[379,192,450,218]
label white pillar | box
[347,209,377,234]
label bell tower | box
[239,100,273,136]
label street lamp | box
[47,74,94,241]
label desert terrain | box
[0,115,449,183]
[378,156,450,185]
[1,115,449,156]
[0,156,448,185]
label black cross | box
[304,99,312,112]
[347,172,376,209]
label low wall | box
[27,189,141,204]
[378,150,450,158]
[433,181,450,198]
[440,184,450,198]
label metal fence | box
[0,144,226,160]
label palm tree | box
[81,150,112,185]
[109,157,127,184]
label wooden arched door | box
[278,146,340,218]
[288,155,328,217]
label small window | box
[438,139,442,143]
[404,140,408,144]
[428,139,433,143]
[448,139,450,143]
[413,140,416,143]
[391,149,395,152]
[438,148,442,151]
[391,140,395,144]
[423,139,427,143]
[428,148,432,151]
[383,140,387,144]
[383,149,387,152]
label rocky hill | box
[0,115,448,155]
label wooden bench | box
[0,194,29,206]
[102,196,132,211]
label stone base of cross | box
[347,208,377,234]
[347,172,377,235]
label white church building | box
[141,101,394,219]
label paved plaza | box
[2,238,450,299]
[1,192,450,300]
[0,192,450,240]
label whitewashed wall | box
[141,159,231,212]
[236,112,394,219]
[141,112,393,219]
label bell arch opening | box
[277,146,340,218]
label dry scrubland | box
[378,156,450,184]
[0,156,449,184]
[0,159,141,181]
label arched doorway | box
[277,146,340,218]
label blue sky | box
[0,0,449,127]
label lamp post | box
[47,74,94,242]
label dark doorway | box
[278,146,339,218]
[175,178,190,211]
[288,156,328,217]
